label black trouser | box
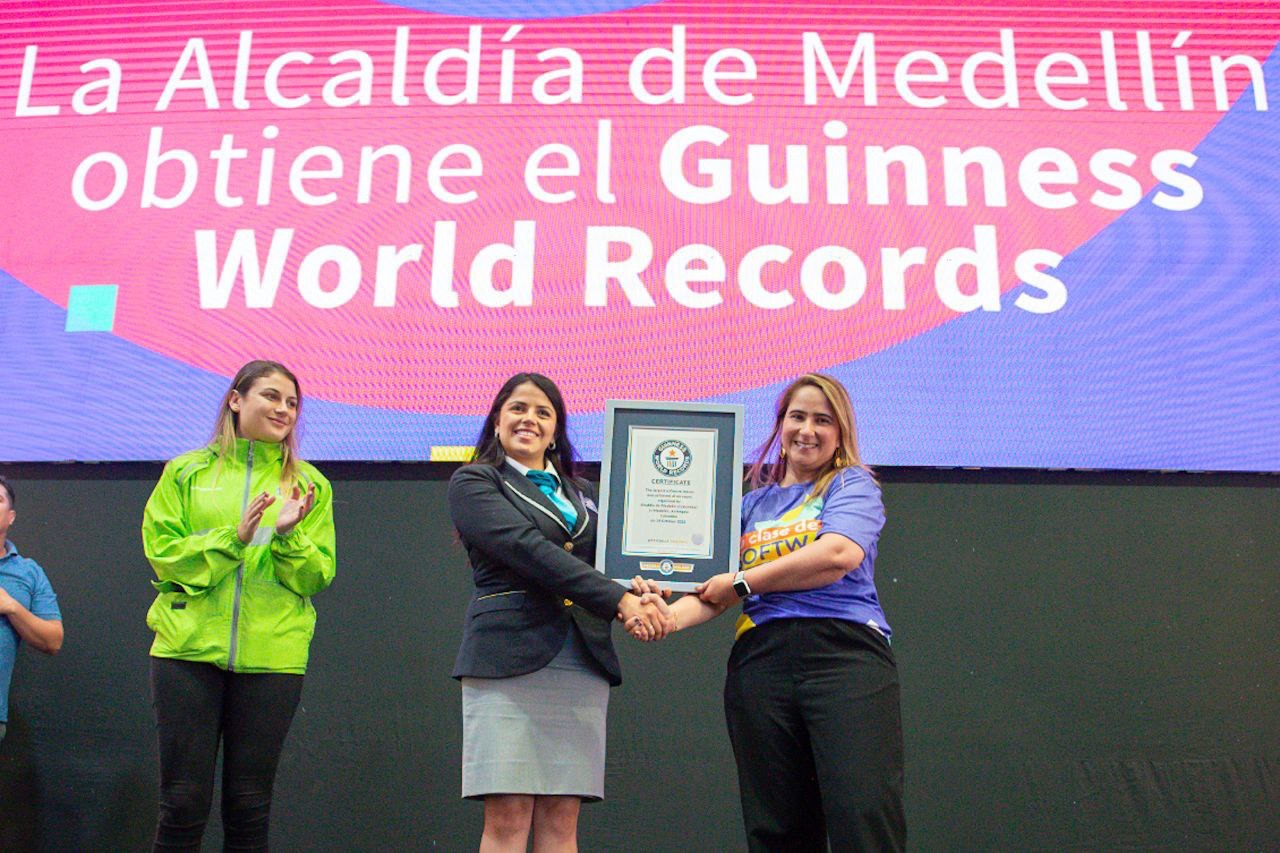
[150,657,304,852]
[724,618,906,853]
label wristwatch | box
[732,570,752,598]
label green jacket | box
[142,439,336,673]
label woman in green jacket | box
[142,360,336,851]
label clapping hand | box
[237,491,276,544]
[274,483,317,536]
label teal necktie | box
[525,470,578,527]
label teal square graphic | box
[65,285,119,332]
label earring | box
[779,445,787,459]
[549,440,557,451]
[834,449,845,466]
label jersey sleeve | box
[817,469,885,555]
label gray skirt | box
[460,627,611,801]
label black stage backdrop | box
[1,465,1276,850]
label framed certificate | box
[596,400,744,591]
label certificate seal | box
[652,440,693,477]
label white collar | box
[504,457,555,480]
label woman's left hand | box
[275,483,316,536]
[695,572,738,608]
[630,575,673,599]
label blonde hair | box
[746,373,871,501]
[211,360,302,486]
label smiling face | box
[229,371,299,444]
[496,381,557,469]
[779,384,840,485]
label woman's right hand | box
[618,590,676,641]
[630,593,676,642]
[237,491,276,543]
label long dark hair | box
[469,373,579,482]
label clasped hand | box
[616,577,675,642]
[693,572,738,608]
[236,484,317,544]
[620,572,739,642]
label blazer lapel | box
[560,477,592,540]
[500,465,571,535]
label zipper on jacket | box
[228,441,253,671]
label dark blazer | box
[448,463,625,685]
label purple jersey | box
[736,467,891,640]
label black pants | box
[724,618,906,853]
[150,657,304,852]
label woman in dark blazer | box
[448,373,669,852]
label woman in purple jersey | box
[629,373,905,852]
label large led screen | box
[2,0,1277,469]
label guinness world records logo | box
[652,439,693,477]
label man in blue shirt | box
[0,475,63,745]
